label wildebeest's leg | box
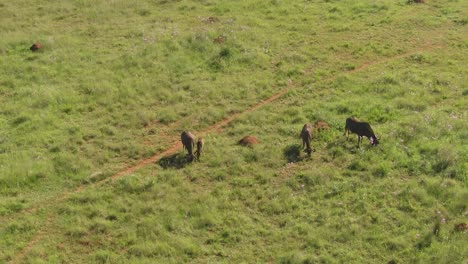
[306,141,311,157]
[190,142,195,162]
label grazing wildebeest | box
[344,117,379,146]
[30,43,43,52]
[181,131,196,161]
[301,124,314,157]
[195,138,204,161]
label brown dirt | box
[238,135,260,146]
[214,36,226,44]
[315,121,331,131]
[204,16,219,23]
[347,45,442,75]
[454,223,468,233]
[30,43,43,51]
[10,213,54,264]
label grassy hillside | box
[1,0,467,263]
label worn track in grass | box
[8,44,443,264]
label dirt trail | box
[2,43,442,226]
[347,45,443,74]
[10,214,54,264]
[8,45,442,264]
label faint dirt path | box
[347,45,443,75]
[9,214,54,264]
[8,44,443,264]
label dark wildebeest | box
[301,124,314,157]
[195,138,204,161]
[344,117,379,146]
[30,43,43,52]
[181,131,196,161]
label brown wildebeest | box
[181,131,196,162]
[30,43,43,52]
[344,117,379,146]
[301,124,314,157]
[195,138,204,161]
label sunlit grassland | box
[0,0,467,263]
[10,46,468,262]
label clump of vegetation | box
[407,0,424,4]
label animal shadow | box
[342,138,377,153]
[158,153,191,169]
[283,144,303,162]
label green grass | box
[1,0,467,263]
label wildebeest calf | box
[301,124,314,157]
[181,131,196,161]
[344,117,379,146]
[195,138,204,161]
